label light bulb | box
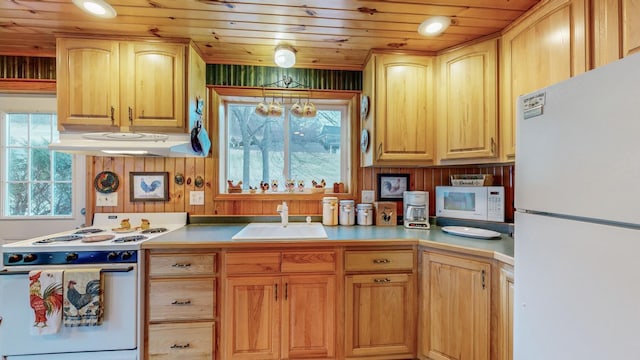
[274,46,296,68]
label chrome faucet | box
[277,201,289,227]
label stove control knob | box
[121,252,133,261]
[7,254,23,263]
[66,253,79,262]
[107,252,119,261]
[23,254,38,263]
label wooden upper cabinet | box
[56,37,205,133]
[437,39,498,163]
[56,38,120,129]
[361,53,435,167]
[120,42,184,130]
[500,0,588,159]
[592,0,640,67]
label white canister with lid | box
[356,203,373,225]
[322,197,339,226]
[339,200,355,226]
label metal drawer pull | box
[373,258,391,264]
[374,278,391,283]
[170,343,191,349]
[171,299,192,305]
[0,266,133,275]
[171,299,191,305]
[172,263,192,268]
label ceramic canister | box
[339,200,355,226]
[356,203,373,225]
[322,197,339,226]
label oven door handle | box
[0,266,134,275]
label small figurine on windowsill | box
[260,181,269,193]
[297,180,305,192]
[285,179,295,192]
[227,180,243,193]
[271,179,279,192]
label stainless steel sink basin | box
[232,222,328,240]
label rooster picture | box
[66,279,101,311]
[140,178,162,193]
[29,272,63,328]
[382,177,404,196]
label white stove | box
[0,212,186,360]
[2,212,186,265]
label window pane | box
[31,183,52,215]
[31,147,52,181]
[8,148,28,181]
[228,104,285,189]
[8,182,28,216]
[54,183,72,215]
[8,114,28,146]
[31,114,53,145]
[290,110,342,186]
[54,152,72,181]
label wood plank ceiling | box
[0,0,540,70]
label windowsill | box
[214,191,356,201]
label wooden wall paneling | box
[174,158,186,213]
[133,157,145,213]
[163,158,175,213]
[112,157,125,213]
[204,156,215,214]
[194,157,206,215]
[184,157,197,214]
[622,0,640,56]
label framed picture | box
[129,172,169,202]
[377,173,409,201]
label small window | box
[1,97,74,217]
[219,93,352,194]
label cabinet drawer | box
[149,254,216,277]
[282,251,337,273]
[148,322,214,360]
[225,252,281,274]
[345,250,414,272]
[148,278,215,321]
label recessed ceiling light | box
[274,45,296,68]
[72,0,117,18]
[417,16,451,36]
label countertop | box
[142,223,514,265]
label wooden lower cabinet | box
[145,252,217,360]
[345,273,416,358]
[420,251,491,360]
[498,264,515,360]
[221,250,337,359]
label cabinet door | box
[375,54,435,165]
[120,42,185,130]
[223,276,281,360]
[438,39,498,161]
[421,252,491,360]
[500,0,588,159]
[282,275,336,359]
[345,273,416,357]
[56,38,120,130]
[593,0,640,66]
[499,265,514,360]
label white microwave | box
[435,186,505,222]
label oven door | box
[0,264,137,358]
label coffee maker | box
[403,191,429,229]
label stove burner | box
[34,234,83,244]
[140,227,167,234]
[74,228,105,235]
[113,235,148,243]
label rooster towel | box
[29,270,63,335]
[63,268,104,327]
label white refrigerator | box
[514,52,640,359]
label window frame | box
[210,86,359,201]
[0,91,86,240]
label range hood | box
[48,132,210,157]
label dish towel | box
[29,270,63,335]
[63,268,104,327]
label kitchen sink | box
[232,222,328,240]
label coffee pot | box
[403,191,430,229]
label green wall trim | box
[206,64,362,91]
[0,56,56,79]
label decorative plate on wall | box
[360,129,369,153]
[94,171,119,194]
[360,95,370,121]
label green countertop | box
[143,223,514,264]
